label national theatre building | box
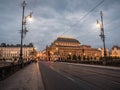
[46,36,101,61]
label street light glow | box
[19,1,33,64]
[96,19,100,28]
[28,12,33,22]
[28,16,33,22]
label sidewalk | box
[0,62,45,90]
[0,61,11,67]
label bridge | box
[0,61,120,90]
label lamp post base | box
[103,60,106,65]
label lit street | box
[39,61,120,90]
[0,0,120,90]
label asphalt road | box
[39,61,120,90]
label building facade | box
[46,36,101,61]
[98,48,109,57]
[110,45,120,58]
[37,50,47,61]
[0,43,35,61]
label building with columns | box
[0,43,35,61]
[46,36,101,61]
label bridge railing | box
[63,59,120,66]
[0,61,34,81]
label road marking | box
[65,76,75,82]
[49,65,76,83]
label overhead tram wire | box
[26,0,37,12]
[59,0,105,37]
[26,0,105,50]
[40,0,105,50]
[99,0,120,28]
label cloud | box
[0,0,120,51]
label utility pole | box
[97,11,107,65]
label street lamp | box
[19,1,32,64]
[69,52,72,61]
[97,11,107,64]
[55,47,59,60]
[82,48,85,61]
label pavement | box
[0,62,45,90]
[0,61,11,67]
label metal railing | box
[0,61,33,80]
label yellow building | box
[37,51,47,61]
[110,46,120,57]
[98,48,109,57]
[46,36,101,61]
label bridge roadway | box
[39,61,120,90]
[0,61,120,90]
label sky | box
[0,0,120,51]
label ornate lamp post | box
[97,11,107,65]
[19,1,32,64]
[56,47,59,60]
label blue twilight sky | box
[0,0,120,51]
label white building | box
[0,43,34,61]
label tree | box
[91,57,93,60]
[78,55,81,61]
[83,55,86,61]
[67,54,71,60]
[87,56,90,61]
[72,54,77,60]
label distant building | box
[46,36,101,61]
[110,45,120,57]
[37,50,47,61]
[0,43,35,61]
[98,48,109,57]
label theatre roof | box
[54,36,80,44]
